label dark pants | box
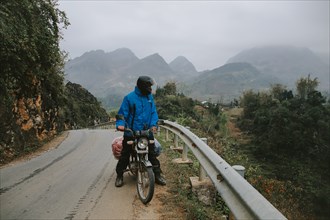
[116,135,161,176]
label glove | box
[151,126,157,133]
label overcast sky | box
[58,0,329,71]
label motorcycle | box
[119,127,155,204]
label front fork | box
[137,155,153,186]
[138,154,153,169]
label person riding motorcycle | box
[115,76,166,187]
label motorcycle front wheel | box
[136,164,155,204]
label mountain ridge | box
[227,45,329,90]
[184,62,278,102]
[64,46,329,108]
[169,56,198,76]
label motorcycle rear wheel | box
[136,164,155,204]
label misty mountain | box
[227,45,329,90]
[184,62,279,102]
[121,53,178,83]
[65,48,140,96]
[169,56,199,78]
[64,48,198,108]
[97,53,179,105]
[64,46,329,108]
[317,52,330,66]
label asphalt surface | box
[0,129,143,220]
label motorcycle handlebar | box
[125,128,152,137]
[115,114,159,135]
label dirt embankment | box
[0,131,69,169]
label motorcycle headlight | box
[137,138,148,150]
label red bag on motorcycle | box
[112,136,123,160]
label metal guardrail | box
[160,120,287,220]
[90,119,286,219]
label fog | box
[58,1,329,71]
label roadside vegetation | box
[238,76,330,219]
[0,1,108,164]
[155,79,329,219]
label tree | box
[270,84,293,101]
[163,81,177,95]
[156,81,177,97]
[296,75,319,99]
[239,78,329,159]
[240,90,260,120]
[1,0,69,105]
[0,0,69,159]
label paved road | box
[0,129,149,220]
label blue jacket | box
[116,87,158,136]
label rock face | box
[0,77,108,165]
[14,96,57,141]
[1,75,62,164]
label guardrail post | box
[157,126,160,137]
[172,127,192,165]
[189,136,216,206]
[182,143,188,161]
[171,134,182,152]
[199,138,208,181]
[229,165,246,220]
[182,127,190,161]
[232,165,246,178]
[174,134,178,148]
[165,129,169,141]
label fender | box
[142,160,153,168]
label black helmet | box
[137,76,154,95]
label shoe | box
[115,175,124,187]
[155,174,166,185]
